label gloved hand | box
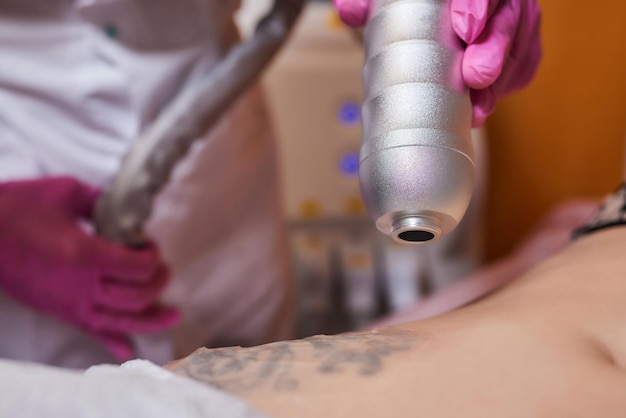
[0,177,180,361]
[333,0,542,127]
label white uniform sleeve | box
[0,359,266,418]
[0,127,41,182]
[0,15,138,186]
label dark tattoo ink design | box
[168,329,416,394]
[179,341,299,392]
[306,332,413,376]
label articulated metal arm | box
[95,0,306,246]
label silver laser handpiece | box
[360,0,474,245]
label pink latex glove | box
[333,0,542,127]
[0,177,180,361]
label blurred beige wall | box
[484,1,626,260]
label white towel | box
[0,359,266,418]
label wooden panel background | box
[483,1,626,260]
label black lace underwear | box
[573,183,626,239]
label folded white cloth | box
[0,359,266,418]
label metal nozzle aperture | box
[391,215,441,244]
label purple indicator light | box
[338,101,361,126]
[339,152,360,177]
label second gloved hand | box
[333,0,542,127]
[0,177,180,361]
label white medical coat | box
[0,0,293,368]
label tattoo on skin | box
[167,328,416,394]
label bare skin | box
[165,224,626,417]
